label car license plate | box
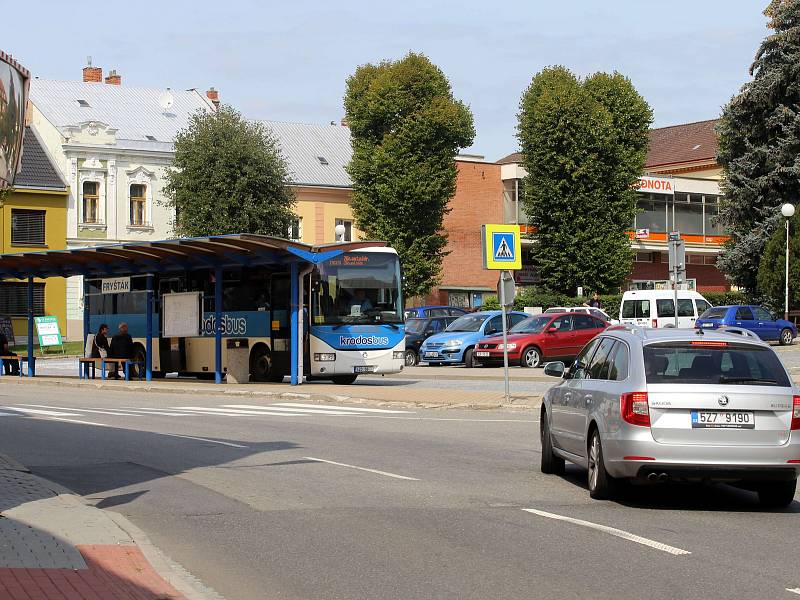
[424,352,440,358]
[475,351,490,357]
[691,410,755,429]
[354,365,376,373]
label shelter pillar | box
[145,274,153,382]
[290,262,299,386]
[27,277,34,377]
[214,266,223,384]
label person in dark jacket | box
[109,322,134,379]
[0,331,19,375]
[91,324,110,358]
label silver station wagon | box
[540,325,800,507]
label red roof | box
[496,152,522,165]
[646,119,718,169]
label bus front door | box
[270,274,291,379]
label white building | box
[28,64,216,338]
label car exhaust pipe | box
[658,473,669,482]
[646,472,669,483]
[647,473,659,482]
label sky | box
[3,0,768,160]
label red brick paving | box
[0,545,185,600]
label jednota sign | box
[635,176,674,195]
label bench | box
[0,355,34,377]
[79,358,144,381]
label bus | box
[86,245,405,383]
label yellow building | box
[0,126,68,342]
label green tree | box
[164,105,296,237]
[757,214,800,310]
[716,0,800,291]
[517,67,651,295]
[344,52,475,298]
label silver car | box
[540,325,800,507]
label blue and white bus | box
[85,245,404,384]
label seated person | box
[0,331,19,375]
[346,289,374,316]
[109,323,134,379]
[91,323,110,358]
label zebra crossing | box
[0,402,413,420]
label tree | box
[716,0,800,291]
[164,105,296,238]
[757,214,800,310]
[344,52,475,298]
[516,67,652,295]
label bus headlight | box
[393,351,405,360]
[314,353,336,362]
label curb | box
[2,376,543,411]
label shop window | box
[635,196,668,232]
[130,184,146,226]
[82,181,99,224]
[670,193,704,235]
[0,283,45,316]
[11,209,45,245]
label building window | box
[0,283,45,316]
[130,184,146,226]
[634,252,652,263]
[82,181,99,224]
[11,209,45,245]
[335,218,353,242]
[288,217,302,242]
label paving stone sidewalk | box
[0,454,217,600]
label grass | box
[10,340,85,357]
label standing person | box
[584,292,602,309]
[91,324,110,359]
[0,330,19,375]
[109,322,134,379]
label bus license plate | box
[691,410,754,429]
[354,365,376,374]
[424,352,440,358]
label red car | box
[473,312,608,368]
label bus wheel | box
[249,346,274,382]
[332,375,358,385]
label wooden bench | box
[79,358,144,381]
[0,354,36,377]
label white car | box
[544,306,619,325]
[619,290,711,329]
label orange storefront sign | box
[626,231,729,245]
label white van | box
[619,289,712,329]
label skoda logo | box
[718,395,730,407]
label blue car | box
[404,305,468,319]
[419,310,529,367]
[695,305,797,345]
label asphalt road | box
[0,385,799,600]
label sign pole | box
[500,271,510,404]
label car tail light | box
[791,395,800,431]
[651,319,658,328]
[621,392,650,427]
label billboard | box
[0,51,30,190]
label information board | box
[34,316,62,347]
[163,292,201,338]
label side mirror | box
[547,326,558,333]
[543,361,565,378]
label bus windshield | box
[312,252,403,325]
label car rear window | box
[643,342,791,386]
[700,307,728,320]
[622,299,650,319]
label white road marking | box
[18,404,143,417]
[352,415,538,423]
[0,407,83,417]
[173,406,307,417]
[160,433,248,448]
[223,404,377,416]
[35,416,109,427]
[303,456,419,481]
[275,402,411,414]
[787,588,800,596]
[112,408,213,417]
[522,509,691,556]
[0,411,22,416]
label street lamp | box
[781,203,795,321]
[334,223,346,242]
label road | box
[0,384,798,599]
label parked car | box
[419,310,528,367]
[540,326,800,507]
[695,305,797,345]
[403,316,458,366]
[404,305,468,319]
[619,289,711,329]
[474,312,608,368]
[544,306,618,325]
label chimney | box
[206,87,220,108]
[82,56,102,83]
[104,69,121,85]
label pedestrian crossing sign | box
[482,224,522,270]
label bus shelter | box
[0,234,386,385]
